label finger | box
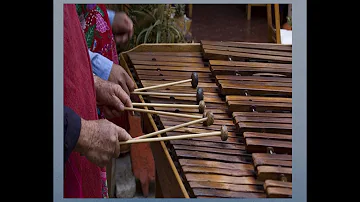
[115,34,128,44]
[111,109,122,118]
[119,82,130,95]
[110,86,130,111]
[113,141,120,158]
[110,94,124,112]
[123,72,135,92]
[101,106,115,119]
[122,34,129,43]
[115,35,124,44]
[100,155,110,168]
[113,85,132,109]
[127,19,133,33]
[123,16,133,31]
[117,127,132,142]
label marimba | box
[119,40,292,198]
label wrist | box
[93,75,103,93]
[74,118,95,154]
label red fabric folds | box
[63,4,102,198]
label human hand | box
[75,118,132,167]
[112,12,134,45]
[108,64,135,95]
[94,76,132,118]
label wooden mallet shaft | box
[135,111,214,140]
[120,125,228,145]
[132,100,206,113]
[131,87,204,104]
[131,91,194,97]
[134,72,199,92]
[123,107,202,119]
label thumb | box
[117,127,132,142]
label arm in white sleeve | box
[88,50,113,81]
[107,10,116,27]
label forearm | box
[64,106,81,162]
[88,50,114,80]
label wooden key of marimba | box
[209,60,292,77]
[201,40,292,63]
[227,96,292,113]
[219,83,292,97]
[252,148,292,182]
[263,179,292,198]
[243,132,292,154]
[215,75,292,86]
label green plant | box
[174,4,185,17]
[125,4,185,49]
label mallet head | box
[191,72,199,88]
[196,87,204,104]
[198,100,206,113]
[220,125,228,141]
[202,111,214,126]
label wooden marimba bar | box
[204,40,293,198]
[119,41,293,198]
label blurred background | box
[105,4,292,54]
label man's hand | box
[108,64,135,95]
[94,76,132,118]
[75,118,132,167]
[112,12,134,45]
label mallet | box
[119,125,228,145]
[132,87,204,104]
[135,111,214,140]
[132,100,206,113]
[134,72,199,92]
[123,107,203,119]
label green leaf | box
[75,4,83,16]
[96,6,105,16]
[169,25,181,40]
[144,20,161,43]
[136,27,149,45]
[156,29,161,43]
[85,24,95,48]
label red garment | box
[63,4,102,198]
[77,4,129,132]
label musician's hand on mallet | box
[74,118,132,167]
[108,63,135,95]
[94,76,133,117]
